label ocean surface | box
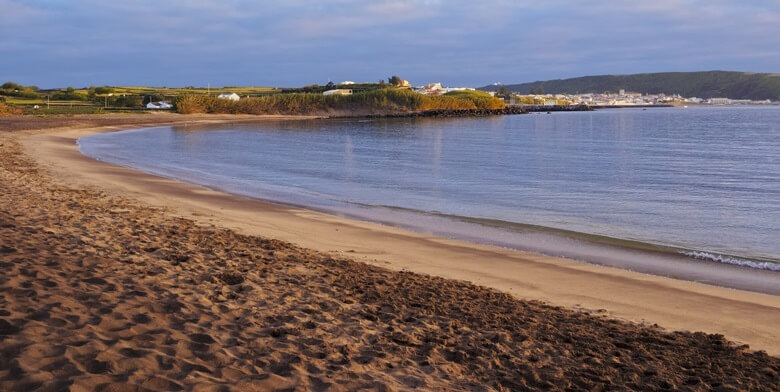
[79,107,780,273]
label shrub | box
[51,92,88,101]
[1,82,22,90]
[111,95,143,108]
[0,102,22,116]
[175,88,505,115]
[442,90,506,109]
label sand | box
[1,114,779,391]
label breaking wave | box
[682,251,780,272]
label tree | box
[537,85,544,94]
[1,82,21,90]
[388,75,402,86]
[66,86,75,93]
[497,86,509,98]
[326,81,335,88]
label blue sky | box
[1,0,778,88]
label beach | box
[1,114,779,390]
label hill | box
[481,71,780,100]
[175,88,505,115]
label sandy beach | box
[1,114,779,390]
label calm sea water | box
[79,107,780,271]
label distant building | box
[146,101,173,109]
[340,81,355,85]
[416,82,444,95]
[217,93,240,101]
[543,99,558,106]
[709,98,730,105]
[323,89,352,96]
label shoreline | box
[76,119,780,294]
[17,114,780,355]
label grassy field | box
[1,81,505,115]
[105,86,280,96]
[4,97,45,105]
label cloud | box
[0,0,46,25]
[274,0,441,38]
[1,0,778,87]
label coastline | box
[18,115,780,355]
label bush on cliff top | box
[0,102,22,116]
[175,88,505,115]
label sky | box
[1,0,779,88]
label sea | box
[78,106,780,283]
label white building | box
[340,81,355,85]
[416,82,444,95]
[323,89,352,96]
[217,93,240,101]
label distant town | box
[328,81,779,107]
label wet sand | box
[1,114,779,390]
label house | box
[323,89,352,96]
[416,82,444,95]
[146,101,173,109]
[217,93,240,101]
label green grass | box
[4,97,44,105]
[109,86,279,96]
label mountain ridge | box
[480,71,780,100]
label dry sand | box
[1,114,779,391]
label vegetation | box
[0,76,507,116]
[441,90,506,109]
[176,88,505,115]
[0,102,22,116]
[388,75,403,86]
[0,82,283,113]
[481,71,780,100]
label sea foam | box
[682,251,780,271]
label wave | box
[681,251,780,271]
[353,202,780,272]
